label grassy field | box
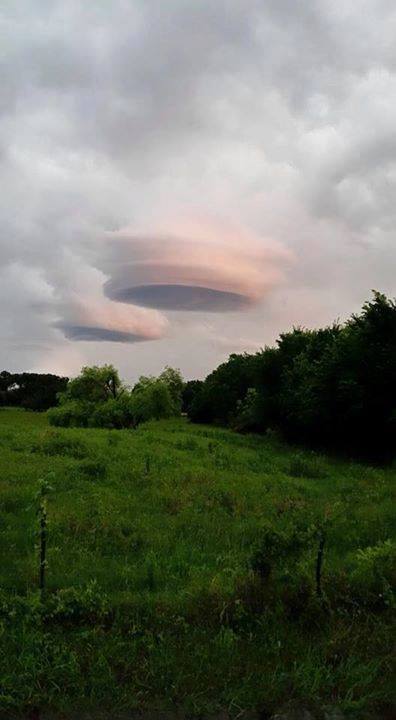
[0,408,395,719]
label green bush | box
[89,397,132,429]
[251,523,316,580]
[45,582,111,624]
[47,400,93,427]
[48,365,183,430]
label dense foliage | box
[182,379,204,414]
[0,371,68,410]
[188,292,396,460]
[48,364,183,429]
[0,409,394,717]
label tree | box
[133,367,184,415]
[159,366,184,413]
[131,378,175,424]
[188,353,258,425]
[186,292,396,460]
[0,372,68,410]
[182,380,203,414]
[59,365,123,405]
[48,365,182,429]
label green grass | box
[0,408,395,719]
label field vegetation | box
[0,408,394,719]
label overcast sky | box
[1,0,395,381]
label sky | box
[1,0,395,382]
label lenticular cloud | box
[55,298,168,343]
[101,218,291,313]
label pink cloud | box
[55,296,169,343]
[101,216,293,312]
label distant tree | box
[0,371,13,406]
[268,293,396,459]
[159,366,184,413]
[0,371,12,393]
[133,367,184,415]
[234,387,261,432]
[131,378,175,424]
[49,365,125,428]
[182,380,203,414]
[0,372,68,410]
[49,365,181,429]
[189,353,258,425]
[186,292,396,460]
[59,365,123,405]
[309,291,396,458]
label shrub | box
[90,398,130,429]
[250,523,316,580]
[45,582,111,624]
[47,400,93,427]
[48,365,183,430]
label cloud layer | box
[0,1,395,379]
[54,295,169,344]
[58,325,147,343]
[101,219,291,312]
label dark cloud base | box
[104,282,252,312]
[56,324,149,343]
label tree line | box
[0,372,68,411]
[184,292,396,461]
[2,291,395,460]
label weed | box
[35,474,54,597]
[45,581,111,624]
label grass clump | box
[32,429,88,459]
[288,451,327,479]
[76,458,107,480]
